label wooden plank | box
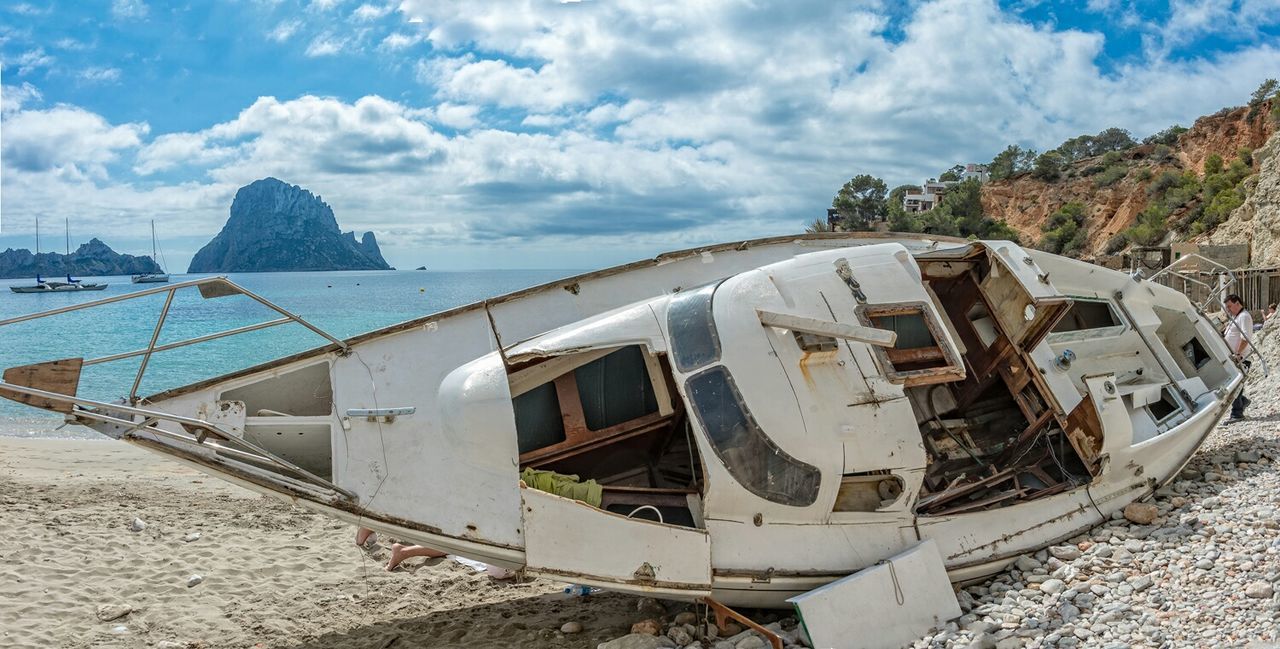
[552,373,590,438]
[0,358,83,413]
[885,347,947,364]
[756,309,897,347]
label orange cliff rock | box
[980,101,1276,257]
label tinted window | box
[668,282,722,372]
[575,346,659,430]
[685,366,820,507]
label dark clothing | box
[1231,360,1252,418]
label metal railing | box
[0,276,348,404]
[0,276,355,500]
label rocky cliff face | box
[0,238,162,279]
[1205,130,1280,263]
[188,178,393,273]
[981,103,1276,255]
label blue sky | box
[2,0,1279,271]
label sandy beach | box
[0,437,644,649]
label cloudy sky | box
[1,0,1279,271]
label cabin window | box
[685,366,820,507]
[857,302,963,385]
[1147,387,1186,425]
[668,282,722,372]
[1182,337,1211,370]
[513,382,567,454]
[575,346,659,430]
[1049,299,1124,341]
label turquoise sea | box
[0,269,577,438]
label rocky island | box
[188,178,392,273]
[0,238,161,279]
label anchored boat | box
[10,219,107,293]
[0,234,1244,610]
[132,220,170,284]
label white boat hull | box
[0,233,1243,608]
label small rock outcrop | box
[0,238,161,279]
[187,178,393,273]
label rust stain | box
[798,352,816,388]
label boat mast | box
[35,218,42,282]
[65,218,73,281]
[151,220,157,263]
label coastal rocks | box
[187,178,393,273]
[186,574,204,588]
[0,238,162,279]
[95,604,133,621]
[1049,546,1082,561]
[1246,581,1276,599]
[561,621,584,634]
[631,619,662,636]
[1123,502,1159,525]
[129,517,146,532]
[183,532,201,543]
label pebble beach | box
[2,370,1279,649]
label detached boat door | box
[521,488,713,599]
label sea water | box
[0,269,577,438]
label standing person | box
[1223,294,1254,422]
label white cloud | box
[305,33,348,57]
[352,3,391,22]
[111,0,148,20]
[379,32,420,51]
[10,3,49,16]
[77,67,122,83]
[2,105,147,180]
[268,20,303,43]
[15,48,54,75]
[1,82,42,114]
[310,0,344,10]
[8,0,1280,270]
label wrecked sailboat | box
[0,234,1244,609]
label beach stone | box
[1123,503,1159,525]
[1049,546,1082,561]
[598,634,677,649]
[95,604,132,622]
[631,619,662,636]
[637,598,667,616]
[966,632,998,649]
[561,621,583,634]
[1039,579,1066,595]
[186,574,204,588]
[668,626,693,646]
[1245,581,1275,598]
[720,623,743,637]
[674,611,699,626]
[182,532,201,543]
[129,517,146,532]
[155,642,185,649]
[735,636,766,649]
[1014,556,1040,572]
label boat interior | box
[906,251,1097,516]
[507,344,706,528]
[196,243,1234,525]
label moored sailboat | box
[9,219,107,293]
[132,220,170,283]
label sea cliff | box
[188,178,392,273]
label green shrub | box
[1081,164,1106,176]
[1093,165,1128,188]
[1101,151,1123,166]
[1104,233,1128,254]
[1032,151,1065,181]
[1038,203,1088,256]
[1122,204,1169,246]
[1152,144,1173,160]
[1204,154,1224,175]
[1136,168,1153,182]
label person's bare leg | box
[386,543,446,571]
[355,527,375,547]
